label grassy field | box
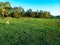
[0,18,60,45]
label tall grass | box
[0,18,60,45]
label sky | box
[0,0,60,16]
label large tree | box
[11,7,25,18]
[26,9,33,17]
[0,2,11,17]
[43,11,51,18]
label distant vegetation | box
[55,15,60,19]
[0,2,55,18]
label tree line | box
[0,2,54,18]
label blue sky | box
[0,0,60,16]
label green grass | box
[0,18,60,45]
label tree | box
[18,7,25,17]
[12,7,19,18]
[0,2,54,18]
[34,10,40,18]
[5,7,12,17]
[43,11,51,18]
[11,7,24,18]
[0,2,12,17]
[39,10,44,18]
[0,9,2,17]
[4,2,11,7]
[21,9,25,17]
[26,9,33,17]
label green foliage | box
[0,2,54,18]
[0,18,60,45]
[26,9,33,17]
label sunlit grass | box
[0,18,60,45]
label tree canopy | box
[0,2,54,18]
